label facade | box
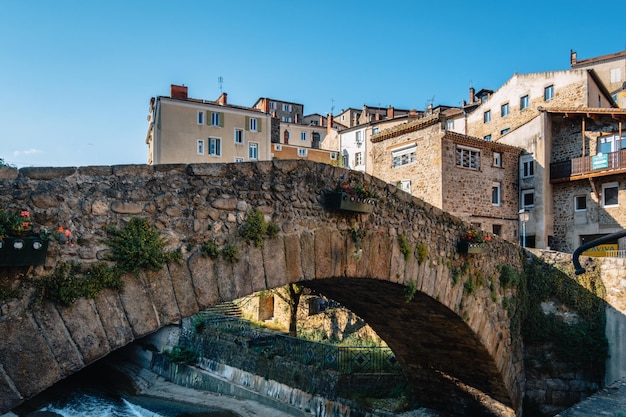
[147,85,271,165]
[571,50,626,107]
[547,108,626,252]
[465,69,616,249]
[370,113,522,242]
[270,142,339,164]
[253,98,304,124]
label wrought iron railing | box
[550,149,626,182]
[184,313,401,374]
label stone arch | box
[0,161,524,416]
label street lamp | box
[518,209,530,248]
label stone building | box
[464,69,616,249]
[571,49,626,108]
[146,85,272,164]
[547,108,626,252]
[370,113,522,242]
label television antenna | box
[218,76,223,93]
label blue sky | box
[1,1,624,168]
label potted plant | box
[327,176,378,213]
[458,228,491,254]
[0,209,50,266]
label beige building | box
[370,113,522,241]
[147,85,271,165]
[571,49,626,107]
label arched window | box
[284,130,290,144]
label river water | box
[11,361,237,417]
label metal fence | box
[186,313,402,374]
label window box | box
[457,241,485,254]
[0,236,49,266]
[326,192,374,213]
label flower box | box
[0,237,49,266]
[327,192,375,214]
[458,241,485,254]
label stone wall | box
[0,161,525,416]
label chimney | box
[170,84,188,99]
[408,109,419,121]
[217,92,228,105]
[570,49,577,66]
[327,113,333,135]
[387,105,394,119]
[375,112,380,121]
[320,115,325,126]
[260,98,269,113]
[469,87,475,104]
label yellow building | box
[146,85,272,165]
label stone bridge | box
[0,160,525,416]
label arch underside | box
[304,277,513,416]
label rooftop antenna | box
[426,96,435,108]
[330,98,335,115]
[218,76,223,94]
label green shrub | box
[104,217,176,276]
[239,210,279,246]
[163,346,198,364]
[405,280,417,302]
[416,242,428,265]
[397,234,411,261]
[200,240,220,258]
[221,244,239,263]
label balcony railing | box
[550,149,626,182]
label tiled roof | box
[572,51,626,67]
[443,131,523,154]
[371,113,441,143]
[539,107,626,121]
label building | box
[147,85,272,165]
[571,49,626,107]
[464,69,616,249]
[252,98,304,124]
[547,108,626,252]
[370,113,522,242]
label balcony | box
[550,149,626,183]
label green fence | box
[185,313,401,374]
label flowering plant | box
[460,228,491,244]
[333,175,378,200]
[0,209,34,238]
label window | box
[249,142,258,160]
[211,112,221,127]
[574,195,587,212]
[355,152,363,166]
[283,103,292,112]
[501,103,509,117]
[356,131,362,143]
[234,157,244,163]
[249,118,258,131]
[521,156,534,178]
[330,152,337,160]
[456,145,480,170]
[598,133,626,154]
[484,110,491,123]
[544,85,554,101]
[197,140,204,155]
[208,137,221,156]
[301,132,307,141]
[522,189,535,209]
[492,224,502,236]
[282,116,292,123]
[493,152,502,167]
[602,182,619,207]
[500,127,510,135]
[297,148,307,157]
[520,95,529,110]
[492,182,501,206]
[372,127,379,134]
[611,68,622,83]
[269,101,275,110]
[197,111,204,125]
[392,145,417,168]
[446,119,454,130]
[484,134,492,141]
[235,129,244,144]
[399,179,411,193]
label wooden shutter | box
[257,118,262,132]
[206,111,210,125]
[219,112,224,128]
[245,116,250,131]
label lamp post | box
[518,209,530,248]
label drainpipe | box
[572,230,626,274]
